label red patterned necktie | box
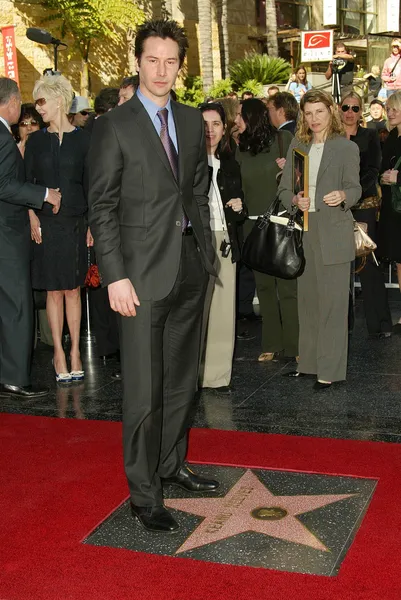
[157,108,188,231]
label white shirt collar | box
[0,116,11,132]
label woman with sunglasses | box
[377,91,401,331]
[198,102,246,393]
[235,98,299,363]
[11,103,44,158]
[340,92,392,338]
[278,90,361,390]
[25,74,92,383]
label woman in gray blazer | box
[278,90,361,390]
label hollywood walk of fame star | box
[165,470,356,554]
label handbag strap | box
[390,56,401,76]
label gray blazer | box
[277,135,362,265]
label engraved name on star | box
[165,470,356,554]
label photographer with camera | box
[325,42,355,103]
[381,39,401,98]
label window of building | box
[255,0,310,31]
[339,0,377,35]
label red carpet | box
[1,413,400,600]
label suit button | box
[175,221,181,226]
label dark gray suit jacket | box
[88,95,215,301]
[0,121,45,260]
[278,135,362,265]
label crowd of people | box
[2,17,401,532]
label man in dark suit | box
[89,19,218,533]
[267,91,299,135]
[0,77,61,398]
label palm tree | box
[198,0,214,92]
[217,0,229,79]
[265,0,278,58]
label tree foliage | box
[229,52,291,86]
[41,0,144,61]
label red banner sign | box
[1,25,19,85]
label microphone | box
[26,28,67,47]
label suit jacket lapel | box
[130,95,179,187]
[316,140,334,185]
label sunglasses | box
[19,120,39,127]
[341,105,360,113]
[79,111,89,116]
[392,45,400,49]
[34,98,47,107]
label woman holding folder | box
[278,90,361,390]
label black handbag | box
[242,197,305,279]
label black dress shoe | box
[111,371,122,381]
[236,330,256,341]
[238,312,262,322]
[163,466,219,492]
[282,371,306,378]
[0,383,49,398]
[313,381,332,391]
[130,503,179,533]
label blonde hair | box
[32,74,74,114]
[387,90,401,112]
[296,89,344,143]
[341,91,366,127]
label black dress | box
[377,128,401,263]
[25,127,90,291]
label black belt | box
[182,227,193,236]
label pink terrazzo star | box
[165,470,356,554]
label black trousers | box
[355,208,392,334]
[236,261,256,316]
[119,235,208,506]
[0,256,33,386]
[90,286,119,356]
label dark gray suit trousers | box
[119,234,208,506]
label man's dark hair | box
[0,77,19,105]
[135,19,188,67]
[120,75,139,91]
[241,91,254,100]
[94,87,119,114]
[238,98,275,156]
[270,91,299,121]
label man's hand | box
[108,278,140,317]
[46,188,61,214]
[29,209,42,244]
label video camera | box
[332,58,346,68]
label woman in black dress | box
[340,92,392,337]
[25,74,92,382]
[378,90,401,330]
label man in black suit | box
[0,78,61,398]
[89,19,218,533]
[267,91,298,135]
